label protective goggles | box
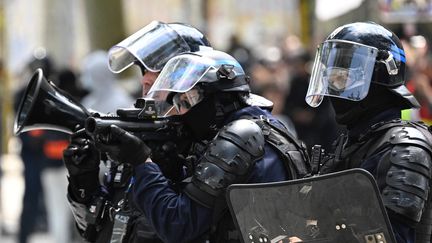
[306,40,378,107]
[108,21,192,73]
[171,88,204,114]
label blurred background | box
[1,0,432,242]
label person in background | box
[14,56,53,243]
[40,68,88,243]
[402,34,432,125]
[80,50,134,114]
[226,34,255,73]
[305,22,432,243]
[283,51,341,152]
[258,81,297,138]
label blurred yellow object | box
[401,109,432,125]
[401,109,412,121]
[423,118,432,126]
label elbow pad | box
[184,119,265,208]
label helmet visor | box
[108,21,191,73]
[306,40,378,107]
[172,88,204,114]
[148,53,217,96]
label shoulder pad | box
[184,119,265,208]
[378,126,432,155]
[389,145,432,178]
[218,119,266,157]
[377,144,432,222]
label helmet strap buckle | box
[217,64,236,80]
[379,51,398,75]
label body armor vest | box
[201,117,311,243]
[326,119,432,243]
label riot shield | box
[227,169,396,243]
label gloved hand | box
[64,129,100,176]
[95,125,151,167]
[63,129,101,202]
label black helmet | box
[108,21,212,74]
[147,49,257,140]
[149,49,274,114]
[306,22,419,109]
[168,23,211,52]
[148,49,273,140]
[148,49,251,94]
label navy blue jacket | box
[132,106,291,243]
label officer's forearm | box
[133,162,212,243]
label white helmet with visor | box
[108,21,212,74]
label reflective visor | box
[306,40,378,107]
[172,88,204,114]
[108,21,191,73]
[148,53,217,96]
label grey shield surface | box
[227,169,396,243]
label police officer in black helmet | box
[93,49,310,243]
[63,21,212,243]
[306,22,432,243]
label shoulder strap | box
[252,116,310,179]
[362,119,432,157]
[333,120,406,170]
[406,121,432,147]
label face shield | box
[108,21,192,73]
[172,88,204,114]
[149,51,244,92]
[149,54,215,92]
[147,53,215,116]
[148,51,245,116]
[305,40,378,107]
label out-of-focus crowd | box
[401,33,432,125]
[0,28,432,243]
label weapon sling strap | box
[252,116,310,179]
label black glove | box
[63,129,101,202]
[95,125,151,167]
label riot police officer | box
[94,49,311,243]
[305,22,432,243]
[63,21,212,243]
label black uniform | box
[65,20,212,243]
[321,109,432,242]
[305,22,432,243]
[94,49,311,243]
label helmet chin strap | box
[180,93,243,141]
[331,84,399,129]
[213,93,242,125]
[331,99,370,128]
